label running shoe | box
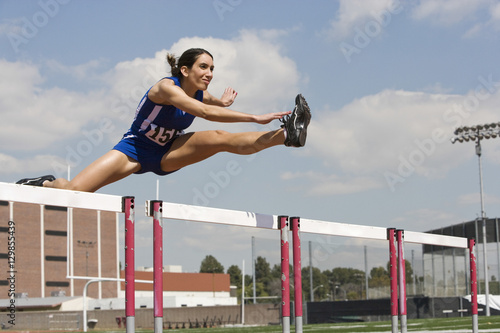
[280,94,311,147]
[16,175,55,187]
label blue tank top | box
[124,77,203,146]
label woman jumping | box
[17,48,311,193]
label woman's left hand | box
[220,87,238,107]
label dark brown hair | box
[167,48,213,79]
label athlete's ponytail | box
[166,53,180,77]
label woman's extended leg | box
[44,150,142,192]
[161,129,285,172]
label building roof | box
[423,217,500,254]
[120,271,230,292]
[0,296,76,311]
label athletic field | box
[32,315,498,333]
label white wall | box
[60,292,237,311]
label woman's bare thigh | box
[160,129,283,172]
[65,150,141,192]
[160,131,227,172]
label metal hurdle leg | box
[152,201,164,333]
[469,239,478,333]
[388,228,398,333]
[397,230,407,333]
[279,216,290,333]
[291,217,303,333]
[123,197,135,333]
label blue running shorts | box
[113,136,178,176]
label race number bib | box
[145,125,182,145]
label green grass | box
[20,316,500,333]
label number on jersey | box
[146,125,181,145]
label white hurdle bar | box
[0,182,123,212]
[151,201,279,229]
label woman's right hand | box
[254,111,291,125]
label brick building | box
[0,200,120,300]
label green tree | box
[227,265,242,287]
[325,267,365,300]
[386,259,413,283]
[199,255,224,273]
[252,256,274,302]
[244,280,269,303]
[255,256,271,284]
[404,259,414,283]
[269,263,293,301]
[302,267,329,301]
[369,266,389,287]
[270,263,282,280]
[328,267,364,285]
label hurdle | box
[122,198,163,333]
[290,217,303,332]
[123,197,135,333]
[0,184,159,333]
[388,228,398,333]
[143,201,306,333]
[469,238,479,333]
[397,230,407,333]
[300,217,475,333]
[279,216,291,332]
[0,182,128,331]
[151,201,163,333]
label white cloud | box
[309,90,460,175]
[294,85,500,195]
[0,153,66,174]
[0,59,113,152]
[327,0,402,40]
[411,0,486,26]
[0,18,23,36]
[411,0,500,37]
[103,50,169,102]
[492,1,500,21]
[45,59,105,81]
[465,1,500,37]
[281,171,382,195]
[390,208,458,232]
[463,23,484,38]
[457,192,500,209]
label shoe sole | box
[16,175,55,186]
[294,94,311,147]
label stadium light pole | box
[311,284,323,302]
[77,240,96,276]
[451,121,500,317]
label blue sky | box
[1,0,500,277]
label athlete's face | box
[182,53,214,91]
